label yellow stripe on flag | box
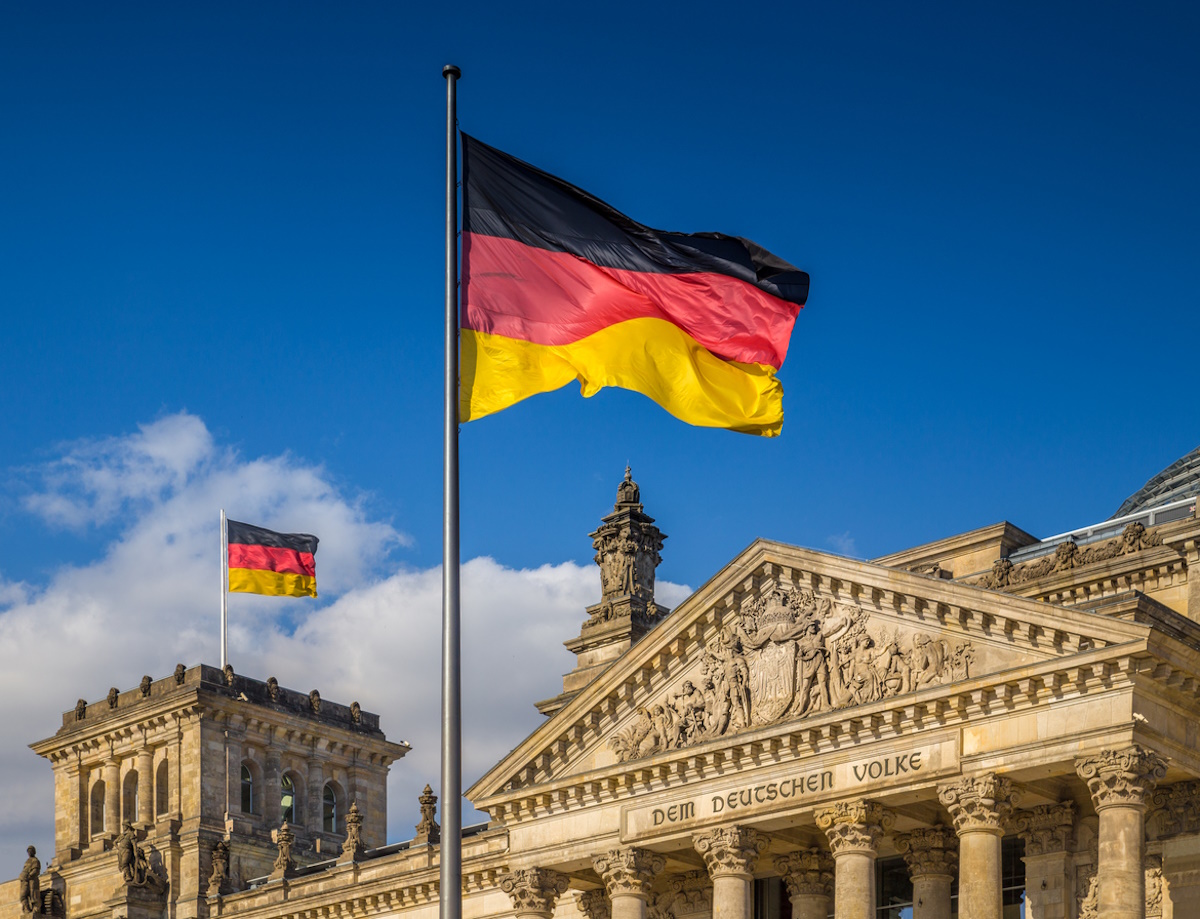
[461,317,785,436]
[229,568,317,598]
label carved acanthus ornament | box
[894,826,957,878]
[1013,802,1075,856]
[1150,779,1200,837]
[693,826,768,878]
[610,584,974,762]
[775,848,834,898]
[1146,854,1163,918]
[938,774,1017,833]
[1075,745,1168,809]
[973,522,1163,590]
[815,801,895,854]
[592,847,666,898]
[499,868,570,916]
[650,871,712,918]
[206,840,229,898]
[575,890,611,919]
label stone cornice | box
[469,542,1154,811]
[871,521,1039,573]
[473,641,1157,824]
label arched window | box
[155,760,169,819]
[90,780,106,835]
[322,784,337,833]
[122,770,139,826]
[241,765,254,814]
[281,773,295,824]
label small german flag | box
[226,519,319,598]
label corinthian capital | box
[1076,745,1168,810]
[938,774,1017,834]
[692,826,768,878]
[815,800,894,855]
[1012,802,1075,856]
[576,889,611,919]
[894,826,957,879]
[774,847,834,898]
[593,848,665,899]
[499,868,570,917]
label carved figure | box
[350,701,361,724]
[669,681,705,741]
[908,633,947,686]
[139,676,152,697]
[876,632,912,697]
[309,690,320,713]
[273,823,295,875]
[222,664,235,686]
[116,822,138,883]
[267,677,280,701]
[414,785,440,843]
[19,846,40,914]
[174,664,186,684]
[74,700,87,721]
[107,688,119,709]
[206,840,229,898]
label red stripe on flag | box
[463,232,800,369]
[228,543,316,577]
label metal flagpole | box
[220,508,229,669]
[440,63,462,919]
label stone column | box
[895,826,957,919]
[693,826,768,919]
[264,749,282,828]
[499,867,570,919]
[136,749,154,828]
[775,847,834,919]
[939,774,1016,919]
[1012,802,1074,919]
[816,801,894,919]
[103,758,120,837]
[168,716,182,821]
[593,847,665,919]
[1076,745,1168,919]
[306,755,324,831]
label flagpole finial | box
[443,64,461,79]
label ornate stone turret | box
[536,468,668,716]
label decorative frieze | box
[592,847,665,898]
[974,522,1163,590]
[692,826,768,877]
[938,773,1017,833]
[815,800,894,854]
[499,868,570,916]
[1075,745,1168,809]
[894,826,957,877]
[1013,802,1075,855]
[610,585,974,762]
[775,848,834,898]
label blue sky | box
[2,1,1198,854]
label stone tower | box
[537,467,668,715]
[28,665,408,919]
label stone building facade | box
[10,455,1200,919]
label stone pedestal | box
[106,884,167,919]
[693,826,768,919]
[776,848,834,919]
[1014,803,1075,919]
[816,801,894,919]
[500,867,570,919]
[939,774,1016,919]
[594,848,665,919]
[1076,745,1167,919]
[896,826,957,919]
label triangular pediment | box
[469,539,1155,812]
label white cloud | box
[827,531,858,558]
[0,414,691,859]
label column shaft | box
[712,875,751,919]
[136,749,154,826]
[790,893,830,919]
[609,893,645,919]
[1022,852,1071,919]
[264,751,282,827]
[958,830,1002,919]
[1096,805,1145,919]
[103,759,120,835]
[912,874,952,919]
[833,850,874,919]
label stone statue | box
[414,785,440,844]
[350,701,361,724]
[107,688,119,709]
[74,700,87,721]
[206,840,229,898]
[267,677,280,701]
[342,801,366,859]
[222,664,235,686]
[19,846,40,915]
[309,690,321,713]
[272,823,296,878]
[173,664,186,684]
[115,822,161,889]
[139,676,152,697]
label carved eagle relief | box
[609,586,974,763]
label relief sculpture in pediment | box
[610,587,973,763]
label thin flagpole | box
[440,63,462,919]
[220,508,229,669]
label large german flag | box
[227,519,318,598]
[461,134,809,437]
